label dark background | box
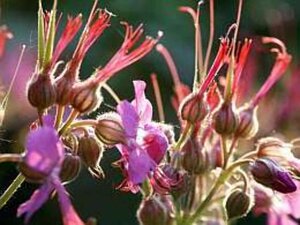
[0,0,299,224]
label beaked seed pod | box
[250,158,297,193]
[55,74,75,106]
[137,196,174,225]
[225,189,252,220]
[179,93,209,123]
[59,153,81,183]
[214,102,239,136]
[78,136,104,178]
[95,112,125,146]
[27,74,56,111]
[235,106,259,139]
[181,138,209,174]
[71,79,103,114]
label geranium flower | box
[17,117,84,225]
[116,80,168,193]
[253,183,300,225]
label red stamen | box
[0,26,13,58]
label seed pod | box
[214,102,239,136]
[95,112,125,146]
[71,79,103,114]
[59,153,81,183]
[27,74,56,111]
[235,106,259,139]
[55,74,74,106]
[250,158,297,193]
[19,161,47,183]
[137,196,174,225]
[179,93,209,123]
[225,189,252,220]
[181,138,209,174]
[78,136,104,179]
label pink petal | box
[53,177,84,225]
[17,182,53,223]
[25,126,64,175]
[117,100,139,139]
[127,148,155,184]
[131,80,153,124]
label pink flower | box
[253,183,300,225]
[116,81,168,193]
[18,117,84,225]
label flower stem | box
[54,105,65,129]
[59,109,79,136]
[182,159,252,224]
[0,173,25,209]
[174,123,193,151]
[0,154,22,163]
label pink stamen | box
[51,15,83,66]
[250,37,291,107]
[95,23,163,83]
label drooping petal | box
[127,148,155,184]
[117,100,139,139]
[17,182,53,223]
[53,177,84,225]
[131,80,153,124]
[25,126,64,175]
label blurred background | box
[0,0,299,224]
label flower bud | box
[95,112,125,146]
[250,158,297,193]
[59,153,81,183]
[181,138,209,174]
[179,93,209,123]
[214,102,239,136]
[19,161,47,183]
[151,164,189,197]
[78,136,104,179]
[225,189,252,220]
[137,196,174,225]
[27,74,56,110]
[71,80,103,114]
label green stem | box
[0,173,25,209]
[59,109,79,136]
[54,105,65,129]
[0,154,22,163]
[182,159,252,225]
[174,123,193,151]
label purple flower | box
[18,118,84,225]
[116,80,168,192]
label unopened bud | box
[78,136,104,179]
[137,196,174,225]
[152,122,175,145]
[179,93,209,123]
[71,79,103,114]
[250,158,297,193]
[19,161,47,183]
[214,102,239,135]
[59,153,81,183]
[181,138,209,174]
[27,74,56,110]
[95,112,125,146]
[225,189,252,220]
[235,106,259,139]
